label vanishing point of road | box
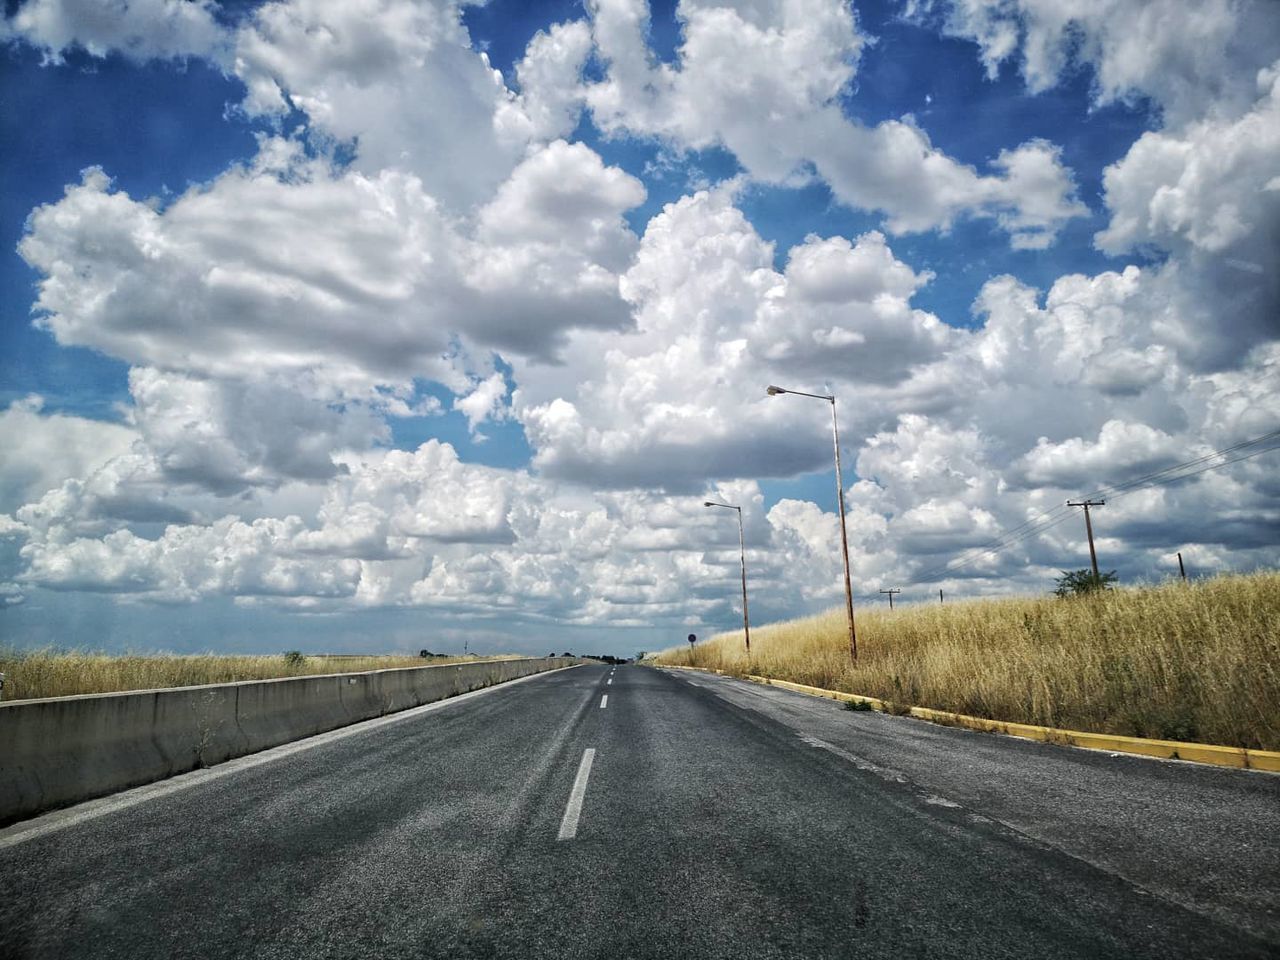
[1,664,1276,959]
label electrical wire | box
[1084,428,1280,501]
[902,427,1280,587]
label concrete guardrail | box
[0,657,576,825]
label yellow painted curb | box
[663,664,728,676]
[745,676,888,712]
[659,665,1280,773]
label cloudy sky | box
[1,0,1277,657]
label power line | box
[1086,428,1280,502]
[1103,439,1280,503]
[904,427,1280,587]
[909,509,1077,585]
[906,498,1083,585]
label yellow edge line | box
[659,665,1280,773]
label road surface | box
[1,664,1276,959]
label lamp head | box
[766,385,785,396]
[703,501,715,507]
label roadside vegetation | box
[0,651,516,702]
[652,571,1280,751]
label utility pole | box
[1066,499,1105,582]
[703,501,751,653]
[939,589,944,604]
[879,588,901,610]
[1177,551,1187,582]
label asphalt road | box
[1,664,1276,959]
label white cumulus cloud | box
[0,396,137,514]
[582,0,1085,245]
[2,0,226,63]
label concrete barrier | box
[0,657,575,825]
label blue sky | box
[1,0,1276,655]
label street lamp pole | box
[766,385,857,662]
[704,501,751,653]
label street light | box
[703,500,751,653]
[765,385,857,662]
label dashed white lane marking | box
[0,665,584,850]
[600,694,609,708]
[557,748,596,840]
[607,678,613,685]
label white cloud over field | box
[20,137,645,393]
[1,0,1277,648]
[0,396,137,514]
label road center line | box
[600,694,609,708]
[607,678,612,685]
[557,748,596,840]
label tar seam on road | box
[557,748,596,840]
[0,665,583,851]
[600,694,609,708]
[798,734,910,784]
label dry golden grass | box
[0,651,520,702]
[653,571,1280,750]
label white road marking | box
[0,665,583,850]
[607,678,613,685]
[557,748,596,840]
[600,694,609,708]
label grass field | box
[652,571,1280,751]
[0,651,519,702]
